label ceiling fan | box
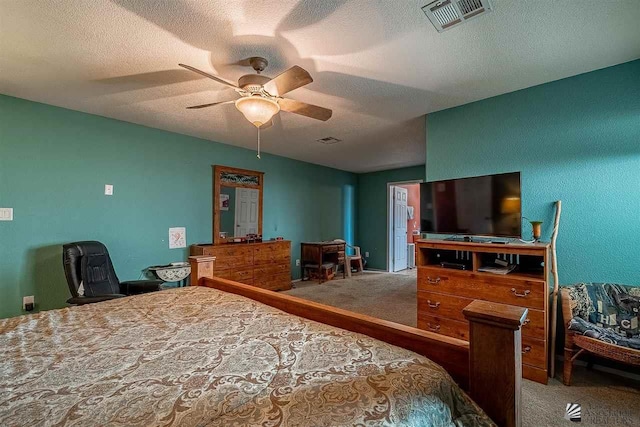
[179,57,332,158]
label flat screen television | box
[420,172,521,238]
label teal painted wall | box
[219,187,236,235]
[426,60,640,285]
[0,95,357,319]
[356,165,425,270]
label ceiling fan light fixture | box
[235,96,280,127]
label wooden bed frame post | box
[189,256,216,286]
[464,300,528,427]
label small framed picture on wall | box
[220,194,229,211]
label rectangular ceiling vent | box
[316,137,342,145]
[422,0,493,32]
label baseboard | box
[555,355,640,381]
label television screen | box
[420,172,521,238]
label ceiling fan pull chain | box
[256,126,261,159]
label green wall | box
[218,186,236,235]
[3,60,637,319]
[356,165,425,270]
[0,95,357,319]
[426,59,640,285]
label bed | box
[1,261,527,427]
[1,285,494,426]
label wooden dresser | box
[416,239,550,384]
[190,241,291,291]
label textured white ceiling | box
[1,1,639,172]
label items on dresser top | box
[301,241,346,282]
[477,264,517,275]
[190,241,291,291]
[416,239,551,384]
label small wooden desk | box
[301,241,346,281]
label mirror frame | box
[213,165,264,244]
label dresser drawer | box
[418,267,545,310]
[210,246,254,268]
[253,272,292,291]
[254,263,290,277]
[521,308,546,340]
[417,291,472,322]
[417,315,469,341]
[213,267,253,283]
[254,244,290,265]
[522,336,546,369]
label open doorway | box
[387,181,422,273]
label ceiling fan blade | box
[263,66,313,96]
[186,100,235,109]
[278,98,332,121]
[178,63,238,88]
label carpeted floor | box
[287,271,418,327]
[284,271,640,426]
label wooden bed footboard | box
[190,256,527,427]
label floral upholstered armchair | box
[561,283,640,385]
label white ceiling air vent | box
[316,137,342,145]
[422,0,493,32]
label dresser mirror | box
[213,165,264,244]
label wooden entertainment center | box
[416,239,550,384]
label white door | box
[235,188,259,237]
[393,186,408,272]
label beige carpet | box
[287,271,418,327]
[284,272,640,427]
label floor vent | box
[422,0,493,32]
[316,137,342,145]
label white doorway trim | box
[386,180,423,272]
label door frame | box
[387,180,423,272]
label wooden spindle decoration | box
[549,200,562,379]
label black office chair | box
[63,241,163,305]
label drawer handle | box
[427,276,441,284]
[427,323,441,332]
[427,300,441,309]
[523,318,531,325]
[510,288,531,298]
[522,346,532,354]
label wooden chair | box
[346,244,364,277]
[561,286,640,386]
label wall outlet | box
[104,184,113,196]
[0,208,13,221]
[365,251,370,258]
[23,295,34,311]
[295,259,301,266]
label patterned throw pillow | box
[567,282,595,320]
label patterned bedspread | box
[0,286,493,426]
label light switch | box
[0,208,13,221]
[105,184,113,196]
